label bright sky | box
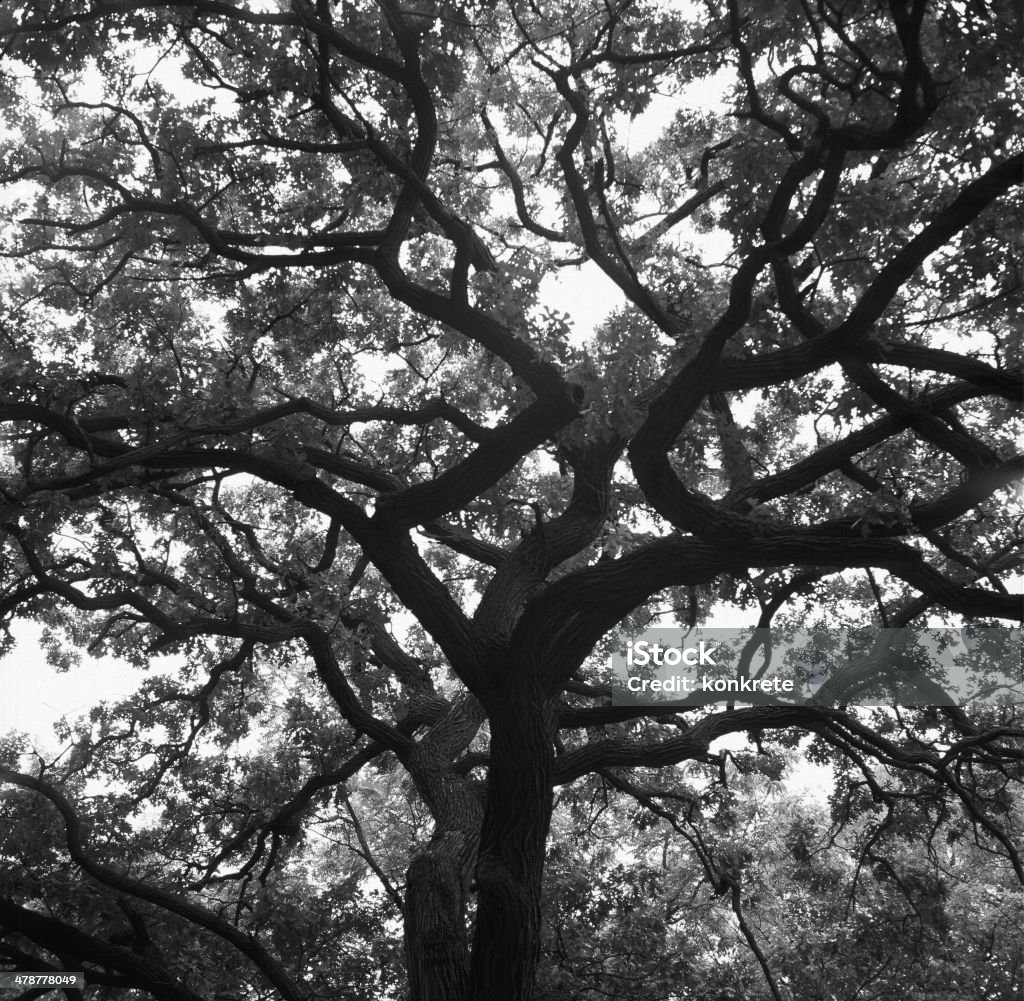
[0,621,173,753]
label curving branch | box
[0,896,208,1001]
[0,769,306,1001]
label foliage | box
[537,746,1024,1000]
[0,1,1021,999]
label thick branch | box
[0,897,207,1001]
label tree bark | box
[468,684,555,1001]
[402,734,484,1001]
[404,834,472,1001]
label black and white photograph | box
[0,2,1021,999]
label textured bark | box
[404,838,472,1001]
[402,707,485,1001]
[468,682,555,1001]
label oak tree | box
[0,1,1021,999]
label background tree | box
[0,1,1021,999]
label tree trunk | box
[404,835,471,1001]
[402,736,483,1001]
[468,689,555,1001]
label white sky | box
[0,621,173,752]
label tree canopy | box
[0,1,1021,999]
